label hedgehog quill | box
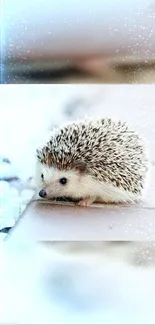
[34,117,148,206]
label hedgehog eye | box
[41,173,44,180]
[59,177,67,185]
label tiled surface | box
[8,202,155,242]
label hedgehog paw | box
[77,196,96,207]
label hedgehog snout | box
[39,189,47,198]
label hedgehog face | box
[35,161,96,200]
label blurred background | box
[1,241,155,324]
[1,0,155,83]
[0,84,155,234]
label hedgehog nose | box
[39,189,47,198]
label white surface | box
[11,202,155,242]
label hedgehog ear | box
[73,161,87,174]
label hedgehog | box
[34,117,148,207]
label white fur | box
[34,162,139,204]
